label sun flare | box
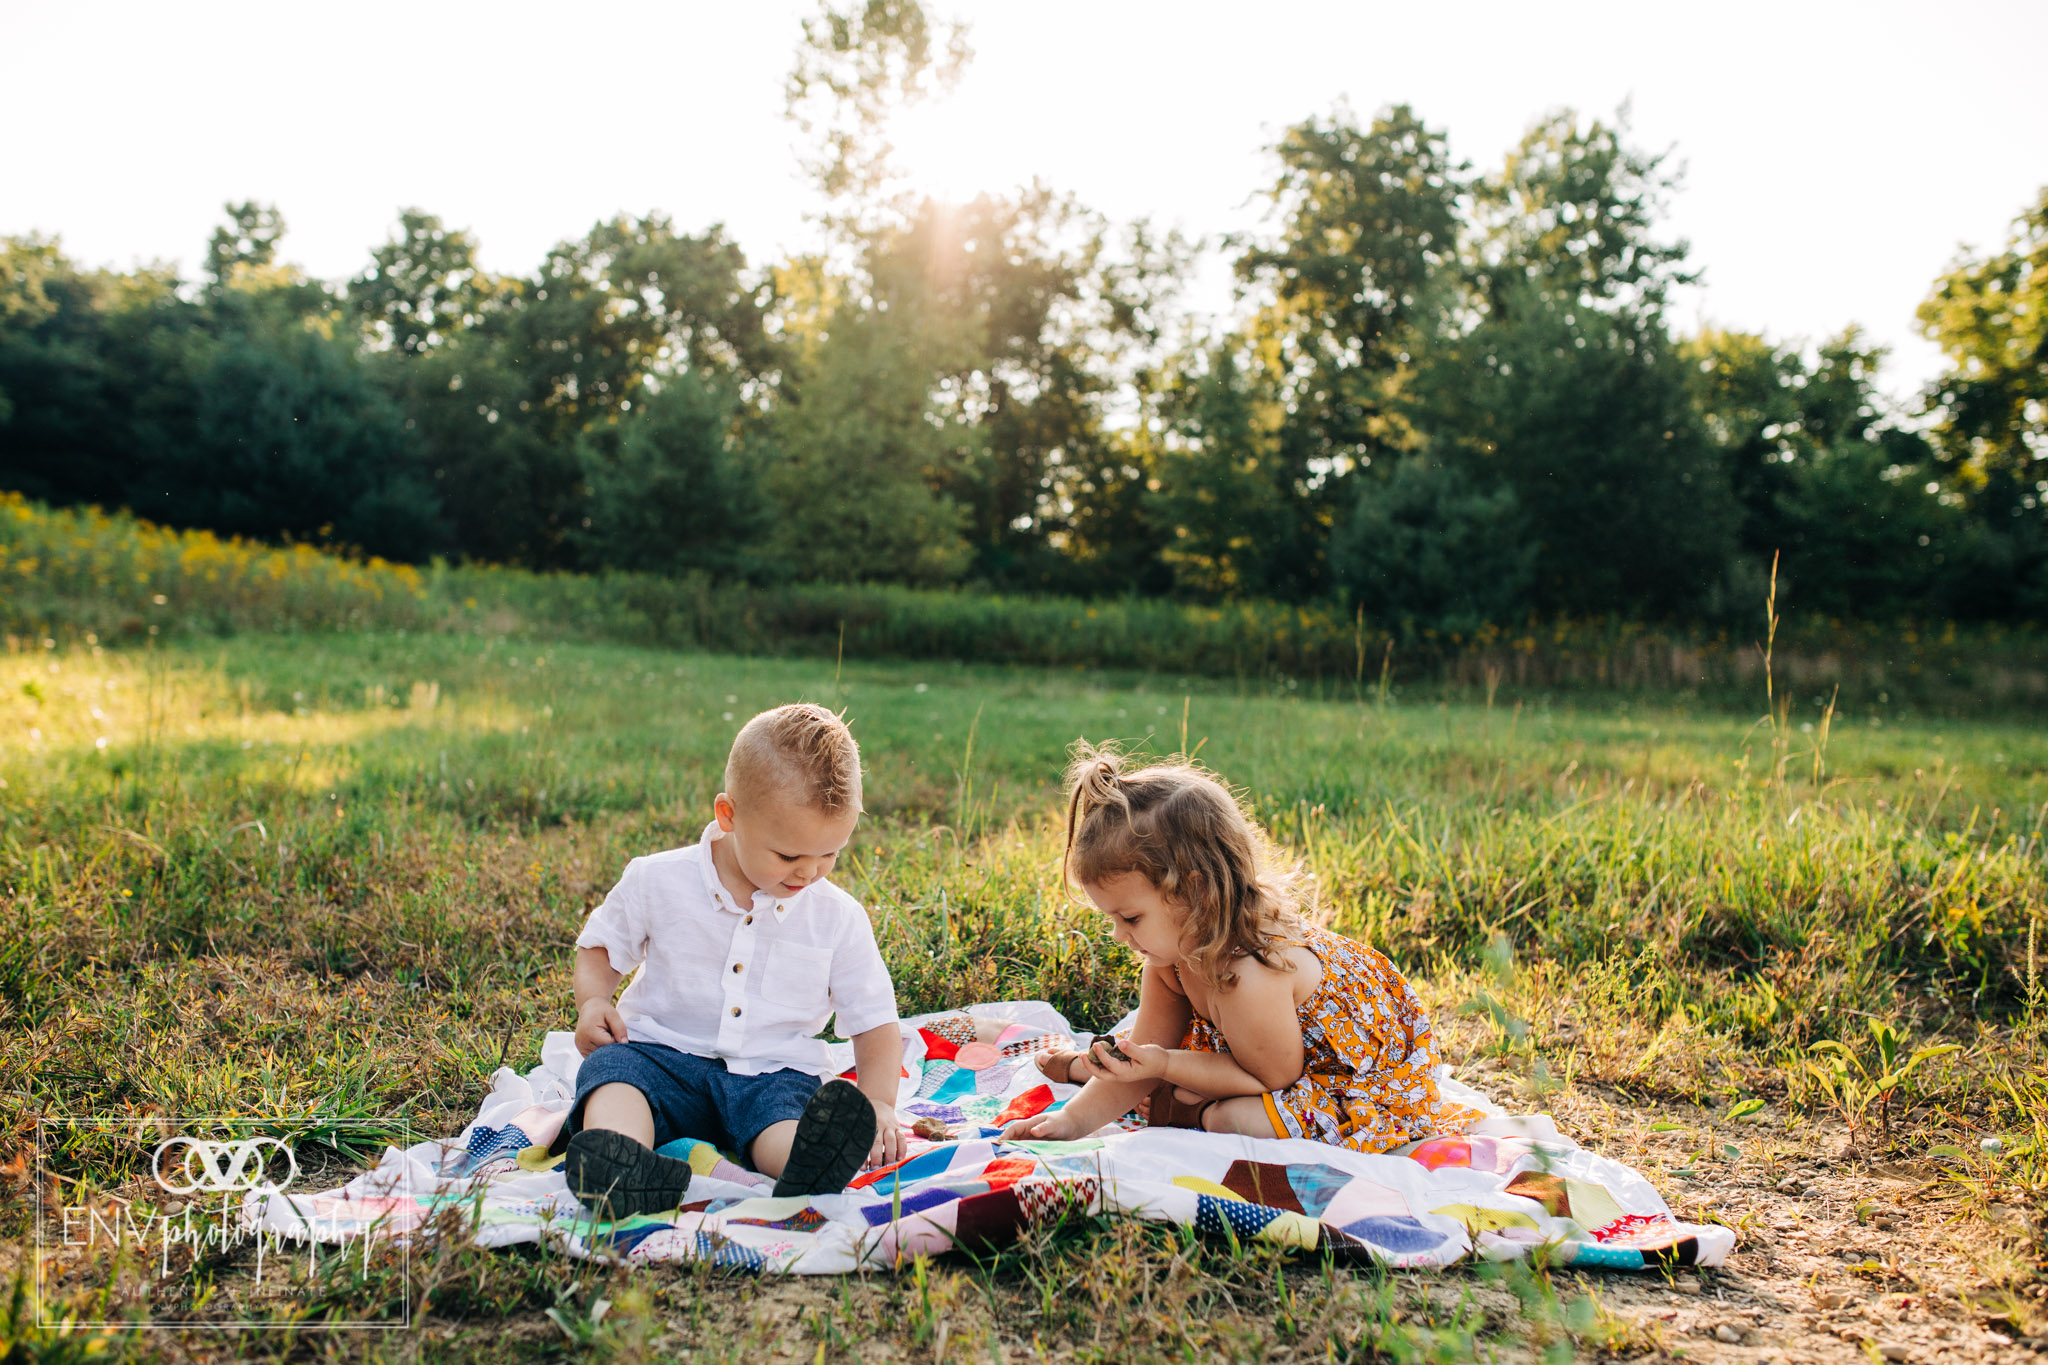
[886,97,1003,205]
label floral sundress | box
[1179,922,1481,1154]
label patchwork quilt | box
[245,1002,1733,1273]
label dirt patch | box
[1494,1074,2046,1363]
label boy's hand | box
[865,1100,904,1170]
[575,998,629,1056]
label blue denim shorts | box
[563,1042,822,1164]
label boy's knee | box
[588,1080,651,1106]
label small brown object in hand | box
[910,1115,952,1141]
[1096,1035,1134,1064]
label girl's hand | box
[998,1107,1084,1143]
[1076,1039,1168,1083]
[575,998,629,1056]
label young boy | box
[560,703,905,1218]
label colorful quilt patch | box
[251,1004,1735,1276]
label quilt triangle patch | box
[1283,1162,1358,1218]
[1220,1161,1306,1213]
[1195,1193,1282,1242]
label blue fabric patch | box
[1195,1195,1281,1241]
[929,1067,979,1103]
[860,1146,960,1194]
[694,1231,767,1269]
[914,1061,960,1099]
[442,1122,530,1176]
[859,1187,957,1225]
[599,1222,672,1256]
[1285,1163,1358,1218]
[1340,1215,1451,1254]
[1558,1242,1647,1269]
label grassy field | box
[6,625,2048,1362]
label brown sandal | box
[1145,1082,1220,1131]
[1037,1047,1091,1085]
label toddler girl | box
[1001,747,1480,1153]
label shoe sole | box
[564,1129,693,1220]
[773,1080,876,1198]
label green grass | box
[6,630,2048,1361]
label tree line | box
[2,2,2042,628]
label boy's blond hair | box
[725,704,864,814]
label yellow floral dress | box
[1180,923,1482,1154]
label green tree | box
[1388,109,1733,620]
[1917,186,2048,613]
[764,306,969,584]
[2,212,445,560]
[346,211,775,568]
[1772,432,1961,618]
[1144,342,1295,598]
[496,214,774,446]
[1470,107,1695,313]
[137,315,445,559]
[1227,104,1466,596]
[204,201,286,288]
[1413,288,1733,618]
[1330,455,1534,632]
[1685,327,1957,616]
[0,236,181,506]
[571,369,767,576]
[851,192,1193,590]
[202,202,332,323]
[349,209,495,356]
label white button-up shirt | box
[574,823,899,1079]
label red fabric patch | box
[918,1028,962,1062]
[1220,1160,1306,1213]
[837,1065,910,1080]
[949,1187,1023,1251]
[1406,1137,1473,1170]
[993,1085,1054,1126]
[981,1157,1036,1190]
[1504,1170,1570,1217]
[1590,1213,1678,1246]
[846,1153,915,1192]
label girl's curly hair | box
[1062,743,1306,989]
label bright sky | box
[7,0,2045,401]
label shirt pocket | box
[760,942,833,1011]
